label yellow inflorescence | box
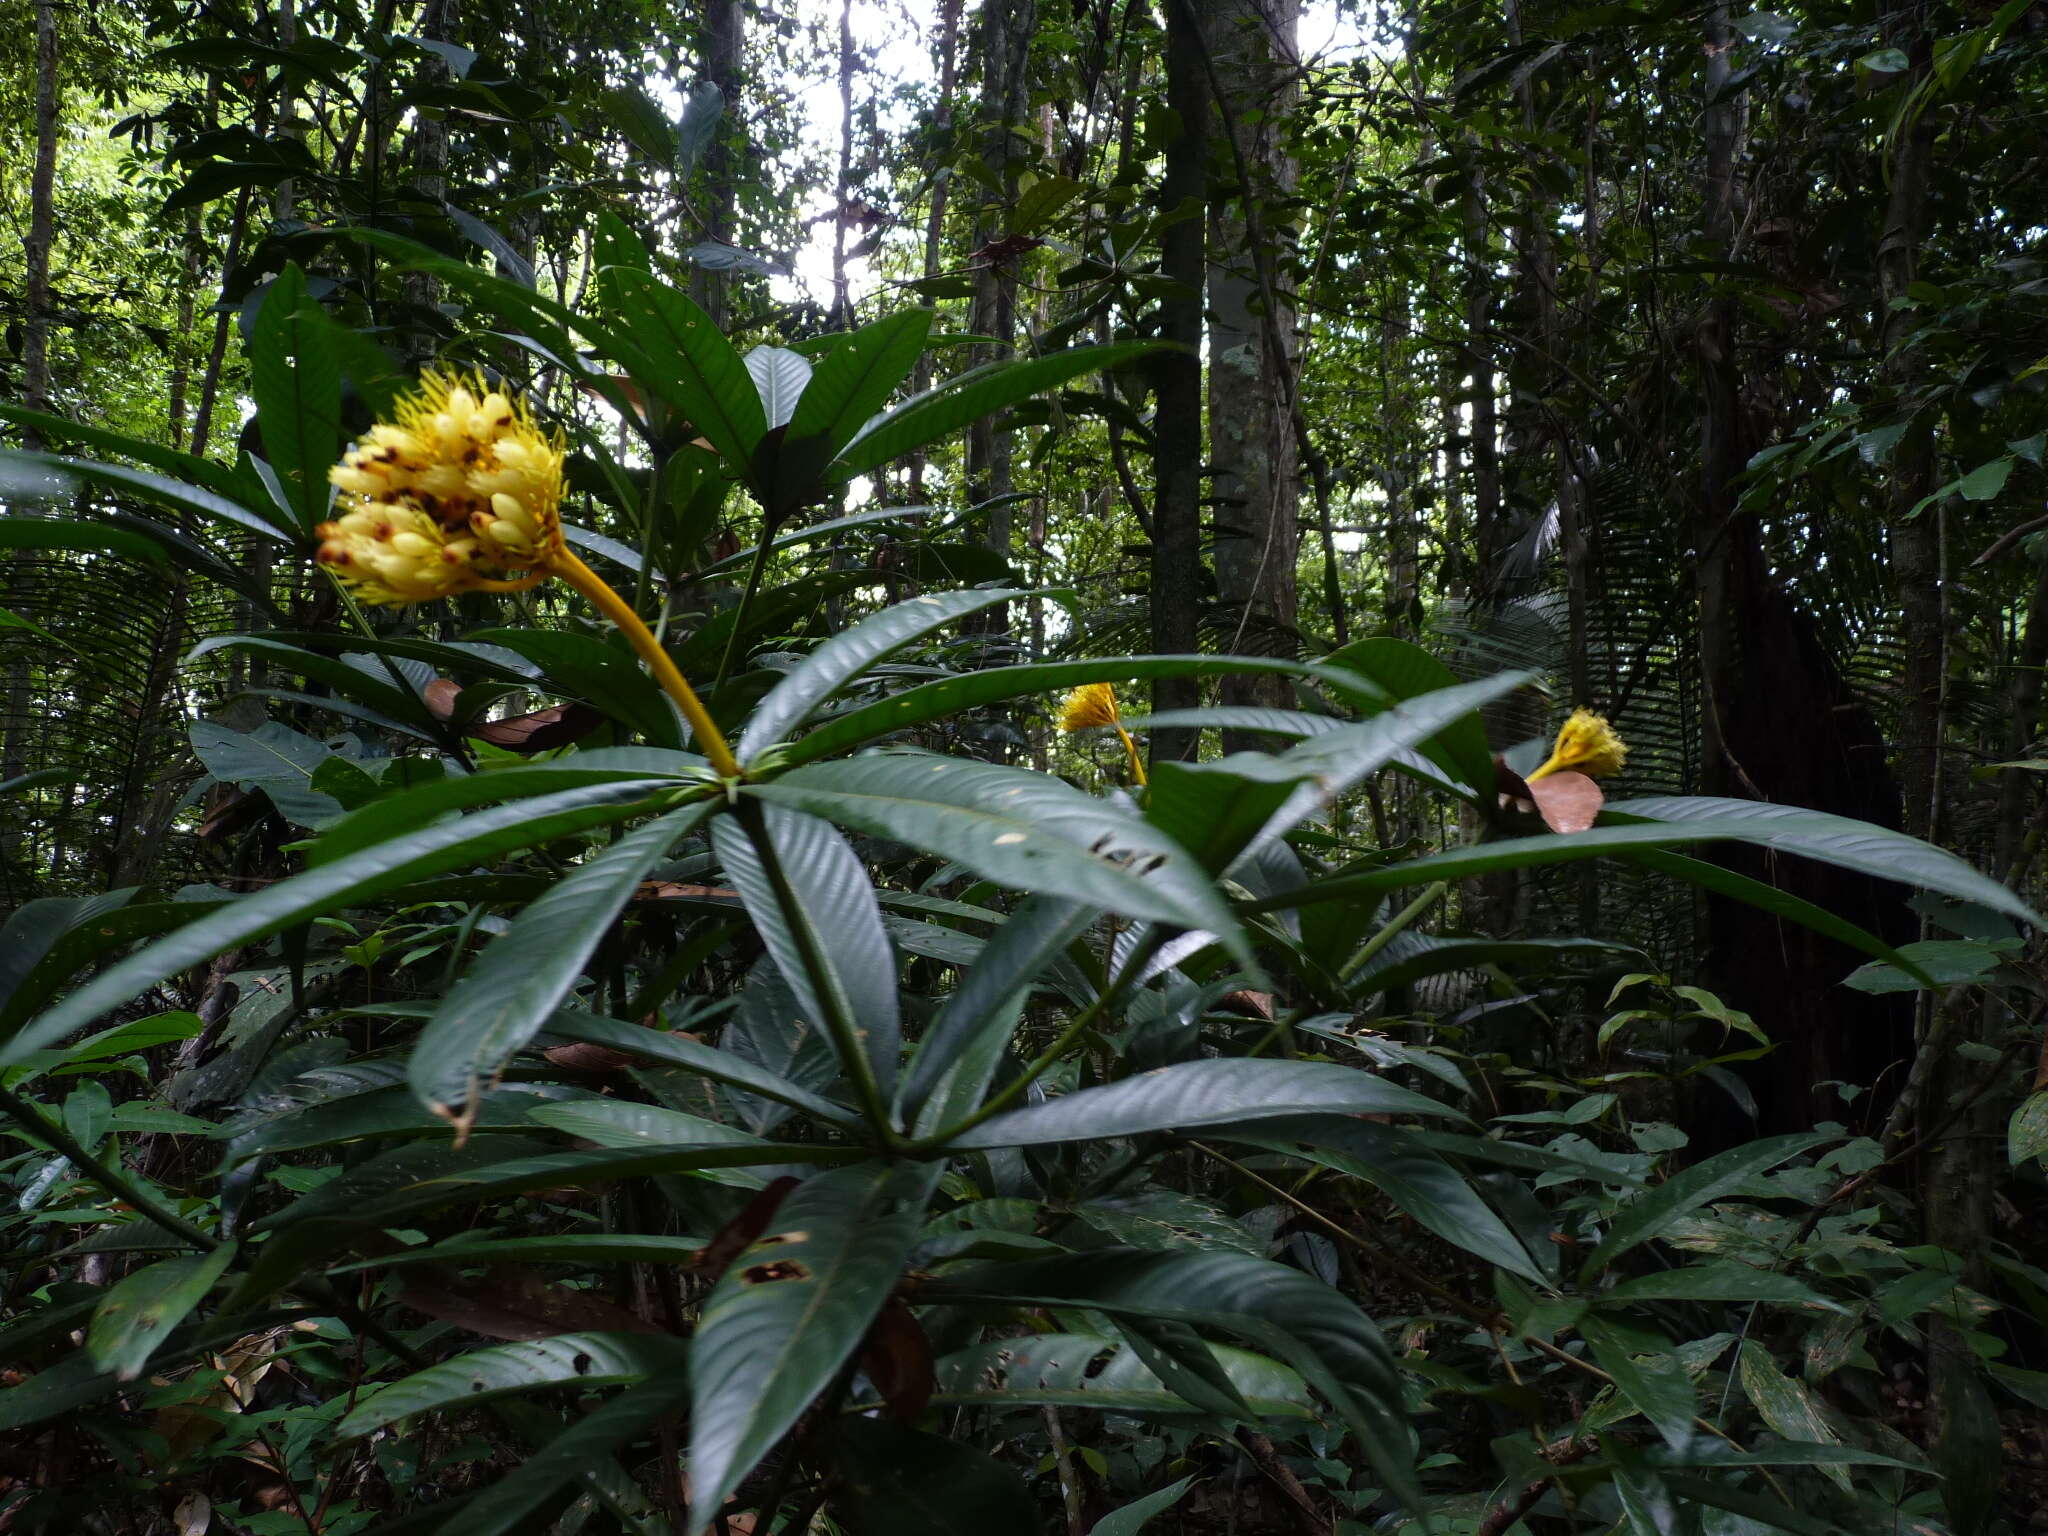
[1527,707,1628,782]
[316,371,565,606]
[1057,682,1121,734]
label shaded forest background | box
[5,0,2048,1531]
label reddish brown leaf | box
[396,1266,666,1342]
[1524,771,1605,834]
[858,1299,935,1423]
[542,1042,639,1075]
[692,1175,802,1280]
[1218,990,1276,1021]
[635,881,741,902]
[423,678,462,720]
[471,702,606,754]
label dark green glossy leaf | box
[741,589,1023,757]
[687,1162,940,1530]
[248,263,341,534]
[443,1376,693,1536]
[410,805,710,1114]
[747,756,1245,959]
[86,1243,238,1381]
[1580,1133,1830,1282]
[901,896,1098,1132]
[3,783,677,1067]
[338,1333,688,1439]
[832,342,1162,480]
[948,1060,1461,1148]
[786,309,933,458]
[712,805,901,1098]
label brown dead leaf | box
[693,1176,803,1280]
[635,881,741,902]
[396,1267,668,1342]
[1218,990,1276,1021]
[542,1041,639,1075]
[859,1299,935,1423]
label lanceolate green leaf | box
[1259,807,2046,936]
[1579,1132,1831,1282]
[740,588,1024,757]
[0,402,251,502]
[0,451,295,541]
[932,1332,1311,1419]
[248,263,342,534]
[712,805,902,1102]
[901,896,1098,1131]
[0,516,170,566]
[947,1059,1462,1149]
[686,1162,940,1531]
[605,268,766,468]
[540,1012,861,1128]
[86,1243,238,1381]
[443,1376,693,1536]
[779,654,1363,767]
[786,308,934,457]
[308,749,706,868]
[338,1333,688,1439]
[1605,797,2043,928]
[409,804,711,1115]
[746,756,1246,959]
[832,341,1162,480]
[1228,1116,1549,1284]
[234,1140,858,1306]
[3,783,680,1066]
[928,1250,1418,1512]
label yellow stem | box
[547,548,742,778]
[1115,724,1148,787]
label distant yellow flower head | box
[316,371,565,605]
[1527,708,1627,782]
[1057,682,1122,734]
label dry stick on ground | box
[1474,1438,1593,1536]
[1240,1428,1328,1536]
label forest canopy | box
[2,0,2047,1532]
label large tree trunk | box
[1201,0,1301,725]
[1148,0,1209,768]
[1689,6,1914,1144]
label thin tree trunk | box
[401,0,457,355]
[694,0,744,329]
[20,0,60,436]
[1200,0,1303,732]
[1149,0,1208,768]
[906,0,965,498]
[1459,157,1502,593]
[963,0,1035,641]
[1695,3,1744,799]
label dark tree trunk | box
[1148,0,1209,768]
[1689,5,1913,1143]
[694,0,745,330]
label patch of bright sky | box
[765,0,1382,309]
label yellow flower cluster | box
[1527,708,1628,782]
[1056,681,1147,786]
[1056,682,1121,733]
[316,371,565,605]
